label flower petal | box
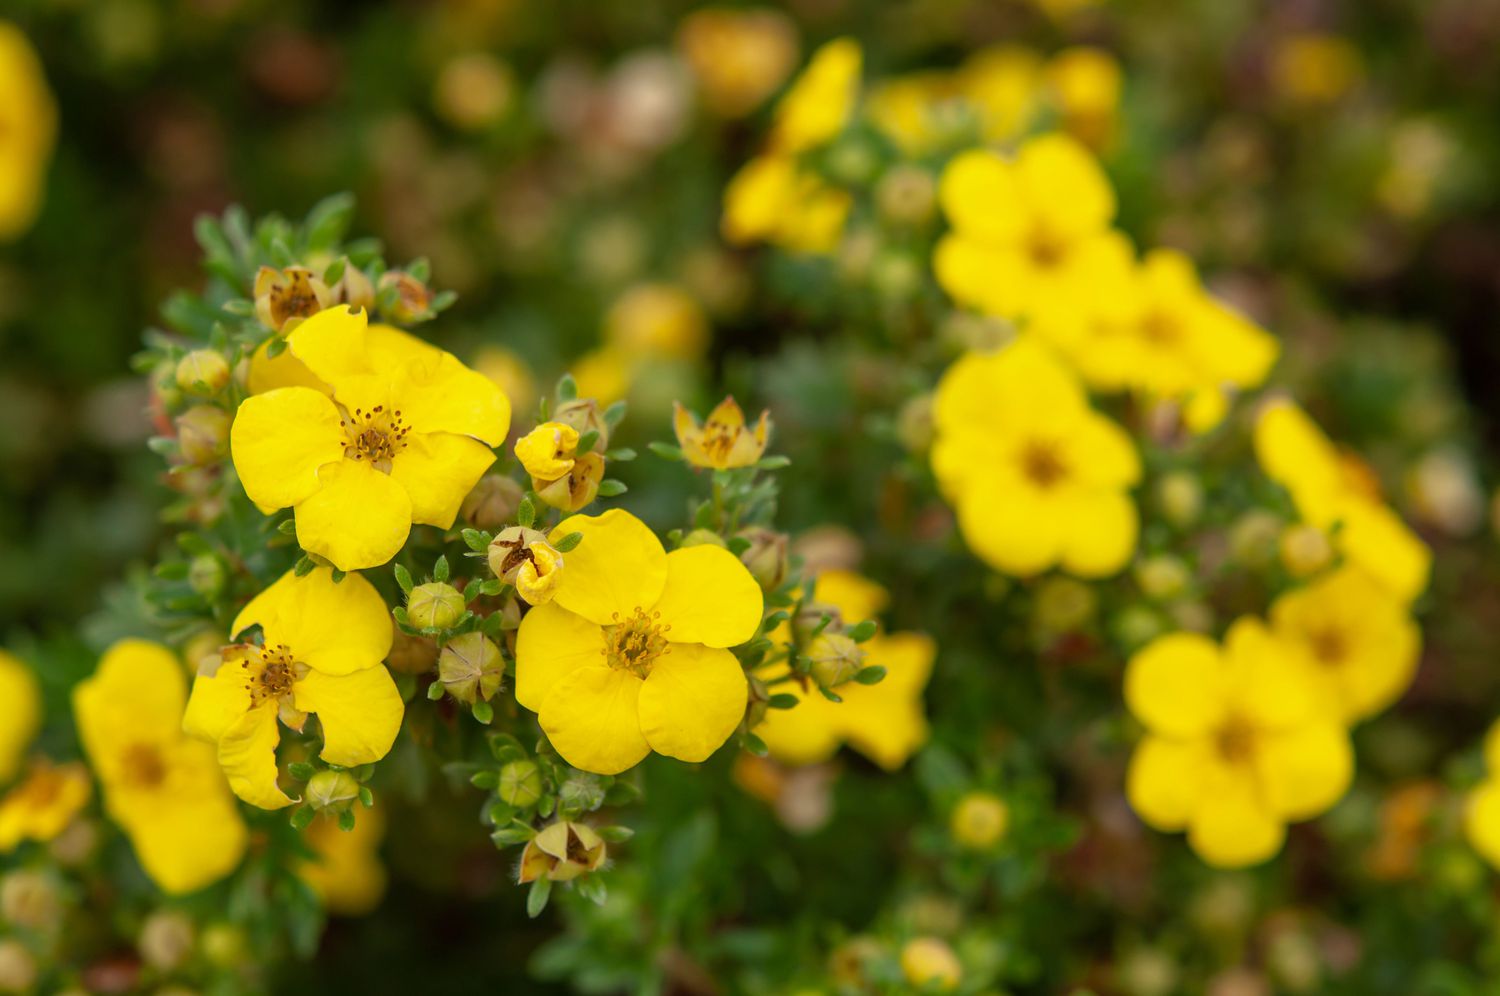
[938,148,1023,242]
[182,658,253,744]
[1058,489,1138,578]
[756,684,842,766]
[638,644,748,763]
[1465,779,1500,870]
[247,339,328,396]
[538,666,650,775]
[293,666,404,767]
[295,460,413,572]
[230,387,345,510]
[389,431,497,529]
[389,351,511,446]
[514,601,606,713]
[652,546,764,648]
[1254,721,1353,821]
[1186,765,1286,868]
[548,509,668,626]
[1015,133,1115,238]
[1124,632,1227,738]
[74,640,187,762]
[953,479,1063,577]
[125,793,248,894]
[217,703,295,810]
[1126,734,1213,831]
[237,568,393,677]
[1068,411,1141,488]
[284,305,372,389]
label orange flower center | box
[1139,309,1183,346]
[120,743,168,789]
[1215,716,1257,765]
[241,644,301,706]
[698,420,744,464]
[342,405,410,472]
[267,271,323,327]
[602,607,670,678]
[1026,224,1068,269]
[1308,627,1349,666]
[1020,440,1069,489]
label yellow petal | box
[247,338,329,396]
[182,660,253,744]
[294,666,405,767]
[547,509,668,626]
[295,459,413,571]
[1337,501,1431,603]
[514,601,606,713]
[390,432,496,528]
[1221,617,1316,730]
[938,148,1023,242]
[74,640,187,763]
[284,305,372,389]
[1124,632,1226,737]
[1483,721,1500,775]
[652,546,764,648]
[637,644,748,763]
[1465,779,1500,870]
[217,703,295,809]
[954,480,1063,577]
[812,570,890,628]
[389,350,511,446]
[229,387,345,511]
[1186,766,1286,868]
[125,791,248,894]
[932,235,1026,317]
[234,568,393,677]
[1253,399,1342,522]
[1015,132,1115,238]
[538,666,650,775]
[0,651,40,783]
[722,154,798,245]
[1126,735,1213,830]
[1254,721,1353,821]
[1068,411,1141,488]
[1058,488,1138,578]
[756,685,843,766]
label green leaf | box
[527,878,552,918]
[597,480,627,498]
[602,400,627,427]
[322,257,346,286]
[756,456,791,470]
[517,496,536,529]
[596,825,635,843]
[426,681,445,701]
[603,447,636,461]
[556,373,577,402]
[289,806,315,831]
[743,732,769,757]
[277,518,298,536]
[576,429,599,454]
[648,442,684,461]
[472,701,494,725]
[359,786,374,808]
[305,191,356,250]
[433,555,450,582]
[854,665,887,685]
[287,762,316,781]
[847,620,878,643]
[462,528,491,552]
[338,809,356,832]
[393,563,414,595]
[576,875,608,906]
[766,694,800,710]
[331,569,345,584]
[553,531,584,553]
[293,556,315,578]
[471,770,500,790]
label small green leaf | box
[527,878,552,918]
[603,447,636,461]
[359,786,374,808]
[289,806,315,831]
[472,701,494,725]
[854,665,887,685]
[596,825,634,843]
[426,682,445,701]
[471,770,500,790]
[603,400,627,427]
[277,519,298,536]
[766,693,800,710]
[756,455,791,470]
[553,532,584,553]
[330,569,346,584]
[556,373,577,402]
[743,732,769,757]
[648,442,684,461]
[287,762,316,781]
[597,480,627,498]
[293,556,315,578]
[577,875,608,906]
[433,555,450,582]
[517,496,536,529]
[847,620,878,642]
[338,809,356,832]
[462,529,491,552]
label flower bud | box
[1033,577,1097,634]
[949,791,1008,850]
[604,283,707,361]
[0,871,59,931]
[488,526,551,582]
[0,940,36,993]
[200,923,248,968]
[328,259,375,313]
[736,528,788,590]
[378,270,432,324]
[515,421,580,481]
[408,582,466,630]
[386,627,439,675]
[807,633,864,689]
[174,350,230,395]
[188,554,226,598]
[438,632,505,704]
[1134,555,1190,600]
[515,543,563,606]
[517,821,606,883]
[305,769,361,812]
[176,405,232,465]
[139,910,195,972]
[681,529,727,549]
[254,265,331,333]
[553,397,611,452]
[900,937,961,991]
[497,760,543,808]
[535,451,604,512]
[1229,510,1282,568]
[1279,524,1332,577]
[1157,471,1203,528]
[461,474,525,530]
[876,165,936,227]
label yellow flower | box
[230,306,510,570]
[489,526,565,606]
[0,22,56,241]
[0,649,40,783]
[1268,566,1420,723]
[957,46,1042,144]
[570,347,633,406]
[1465,721,1500,870]
[931,337,1140,577]
[515,422,580,481]
[604,283,709,362]
[757,570,935,770]
[673,397,771,470]
[0,760,91,852]
[722,153,852,254]
[74,640,247,894]
[182,567,403,809]
[514,510,763,775]
[254,265,333,334]
[1270,33,1362,107]
[935,133,1125,321]
[472,345,538,423]
[950,791,1009,850]
[1254,399,1431,601]
[901,937,962,991]
[298,806,387,917]
[1045,46,1122,149]
[676,7,799,118]
[1125,621,1354,868]
[866,72,963,157]
[1033,248,1278,432]
[769,37,861,155]
[518,821,607,882]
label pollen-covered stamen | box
[341,405,411,472]
[601,607,671,678]
[242,643,302,707]
[699,420,742,462]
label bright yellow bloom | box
[471,346,537,422]
[183,568,403,809]
[675,7,800,118]
[515,422,580,480]
[1465,721,1500,870]
[604,283,709,362]
[958,46,1043,143]
[570,347,633,406]
[231,306,510,570]
[901,937,962,991]
[1045,46,1121,149]
[935,133,1125,321]
[950,791,1009,849]
[673,397,771,470]
[931,337,1140,577]
[722,153,851,254]
[0,760,91,851]
[768,37,861,155]
[1033,248,1278,432]
[1254,399,1431,601]
[1269,566,1420,723]
[0,22,56,240]
[298,806,387,917]
[757,570,935,770]
[1125,621,1353,868]
[514,510,763,775]
[0,650,40,783]
[74,640,247,894]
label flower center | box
[1139,309,1182,346]
[1026,224,1068,269]
[241,644,302,706]
[121,743,167,789]
[699,421,742,463]
[602,607,670,678]
[1215,716,1257,765]
[15,766,65,808]
[1020,440,1069,488]
[1308,627,1348,666]
[342,405,410,472]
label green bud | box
[1156,471,1202,528]
[1133,555,1190,600]
[461,474,526,530]
[438,632,505,704]
[808,633,864,689]
[498,760,544,808]
[200,923,248,968]
[139,910,195,972]
[175,349,231,395]
[1033,577,1097,634]
[188,554,226,598]
[408,582,465,630]
[0,871,59,931]
[680,528,727,549]
[305,769,361,812]
[176,405,231,465]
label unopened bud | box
[461,475,525,530]
[488,526,550,582]
[736,528,788,589]
[386,627,439,675]
[305,770,361,813]
[176,405,232,465]
[949,791,1008,850]
[517,821,606,883]
[497,760,543,808]
[1157,471,1203,528]
[408,582,466,630]
[200,923,247,968]
[175,350,231,395]
[553,397,611,452]
[438,632,505,704]
[1134,555,1190,600]
[254,265,331,333]
[328,260,375,313]
[1033,576,1097,634]
[139,910,195,972]
[188,554,226,598]
[900,937,962,991]
[1229,510,1282,568]
[0,871,59,931]
[1279,524,1332,577]
[378,271,432,324]
[535,452,604,512]
[876,165,936,226]
[807,633,864,689]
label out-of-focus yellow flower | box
[867,72,963,157]
[514,510,761,774]
[1254,399,1431,602]
[757,570,935,771]
[673,396,771,470]
[931,337,1140,578]
[0,650,40,783]
[605,283,709,362]
[518,820,607,883]
[432,52,515,132]
[254,266,332,335]
[472,345,537,421]
[1270,33,1363,107]
[1377,119,1455,221]
[935,133,1125,321]
[183,568,402,809]
[74,640,247,894]
[950,790,1009,849]
[676,7,799,118]
[722,153,852,254]
[1269,567,1420,723]
[569,347,633,407]
[231,307,510,570]
[1034,248,1278,432]
[298,805,387,916]
[1033,0,1106,20]
[900,937,962,991]
[1046,46,1122,150]
[0,22,56,241]
[1367,780,1439,881]
[769,37,860,154]
[0,760,91,851]
[1466,722,1500,871]
[1125,622,1353,868]
[958,46,1042,144]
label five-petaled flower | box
[673,397,771,470]
[183,567,404,810]
[515,509,764,775]
[230,306,511,570]
[0,760,91,852]
[74,640,247,894]
[1124,621,1353,868]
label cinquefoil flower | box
[0,650,39,783]
[515,510,763,775]
[673,397,771,470]
[231,306,510,570]
[0,760,91,852]
[0,22,56,241]
[298,804,387,917]
[1464,721,1500,871]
